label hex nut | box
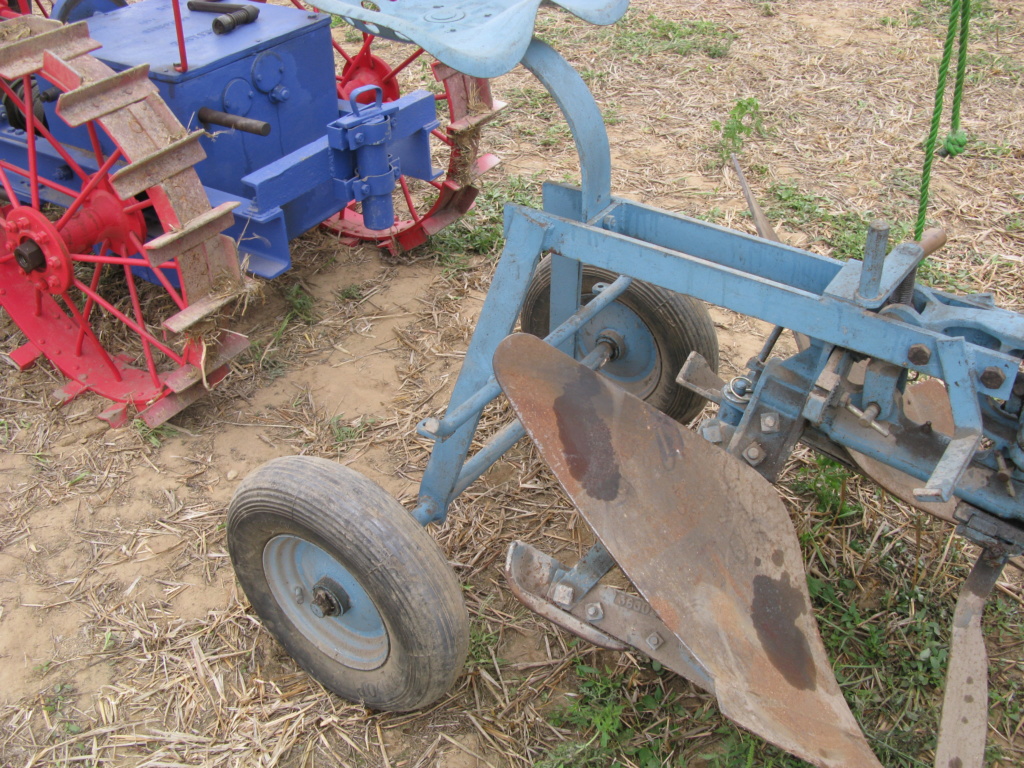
[980,367,1006,390]
[907,344,931,366]
[551,583,575,607]
[646,632,663,650]
[585,602,604,622]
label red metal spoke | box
[122,251,162,386]
[32,0,49,16]
[54,148,125,231]
[126,230,185,309]
[0,164,19,205]
[61,283,123,379]
[398,176,421,223]
[333,39,353,65]
[78,260,103,341]
[431,128,453,147]
[21,75,40,210]
[427,178,444,190]
[124,198,155,215]
[383,47,425,83]
[86,122,106,168]
[72,276,183,363]
[0,158,79,200]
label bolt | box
[759,412,780,433]
[14,240,45,272]
[292,585,305,605]
[551,583,575,607]
[584,602,604,622]
[602,214,616,229]
[46,275,60,289]
[980,366,1006,390]
[907,343,931,366]
[743,443,764,465]
[646,632,663,651]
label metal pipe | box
[446,342,614,501]
[197,107,271,136]
[418,273,633,440]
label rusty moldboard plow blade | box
[850,378,957,522]
[934,552,1006,768]
[493,333,883,768]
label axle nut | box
[907,344,931,366]
[980,366,1006,390]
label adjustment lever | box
[186,1,259,34]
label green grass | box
[424,175,542,271]
[605,11,735,61]
[908,0,1013,37]
[766,181,914,262]
[710,97,765,167]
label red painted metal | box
[0,17,246,425]
[287,9,505,253]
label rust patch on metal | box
[554,366,620,500]
[751,573,817,691]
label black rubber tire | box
[520,257,719,423]
[228,456,469,712]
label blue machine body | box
[3,0,440,279]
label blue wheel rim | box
[579,302,659,396]
[263,534,388,671]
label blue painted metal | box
[307,0,629,79]
[69,0,441,278]
[408,29,1024,535]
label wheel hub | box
[340,51,401,103]
[310,577,351,618]
[6,207,73,295]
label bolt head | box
[584,602,604,621]
[551,583,575,607]
[907,343,931,366]
[980,366,1006,390]
[646,632,663,650]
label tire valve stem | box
[292,585,305,605]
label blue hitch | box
[330,85,441,231]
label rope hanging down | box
[916,0,971,239]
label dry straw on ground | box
[2,0,1023,766]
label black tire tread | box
[228,456,468,712]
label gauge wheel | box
[520,257,720,424]
[228,455,469,712]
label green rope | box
[916,0,971,239]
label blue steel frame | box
[411,37,1024,530]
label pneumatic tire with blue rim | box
[227,456,469,711]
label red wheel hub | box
[5,188,146,295]
[6,207,73,294]
[340,50,401,103]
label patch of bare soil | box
[2,0,1023,766]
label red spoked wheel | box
[291,7,504,254]
[0,16,246,427]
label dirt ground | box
[2,0,1024,766]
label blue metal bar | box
[521,38,611,221]
[412,212,548,525]
[446,342,614,502]
[522,204,1017,397]
[418,274,632,440]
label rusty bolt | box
[551,583,575,607]
[907,344,931,366]
[980,367,1006,390]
